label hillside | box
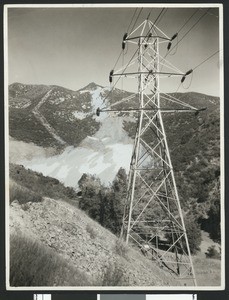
[9,164,221,287]
[8,82,221,287]
[10,196,178,287]
[9,82,115,148]
[8,82,220,188]
[8,82,220,229]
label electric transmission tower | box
[97,16,205,286]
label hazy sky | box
[7,5,221,96]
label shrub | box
[101,260,128,286]
[114,239,128,259]
[86,224,97,239]
[185,215,202,254]
[10,181,42,204]
[78,168,127,236]
[10,233,92,286]
[9,164,78,203]
[205,245,221,259]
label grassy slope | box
[193,256,221,286]
[10,197,178,287]
[8,165,221,287]
[9,163,79,205]
[10,164,177,286]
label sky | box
[6,5,221,96]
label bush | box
[205,245,221,259]
[101,260,128,286]
[78,168,127,236]
[10,181,42,204]
[114,239,128,259]
[86,224,97,239]
[10,164,79,203]
[185,215,202,254]
[10,233,92,286]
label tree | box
[184,214,202,254]
[78,169,128,236]
[78,173,102,221]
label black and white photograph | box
[4,4,224,289]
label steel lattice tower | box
[98,18,205,286]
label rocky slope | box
[8,82,222,287]
[10,197,178,287]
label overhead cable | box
[126,8,138,33]
[193,50,220,70]
[168,8,211,55]
[177,8,199,34]
[156,8,168,26]
[103,8,165,106]
[112,8,140,70]
[130,8,143,34]
[161,8,211,71]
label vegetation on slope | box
[10,196,177,287]
[123,92,220,245]
[78,168,202,254]
[9,163,78,203]
[78,168,127,236]
[9,83,101,147]
[10,232,92,286]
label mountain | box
[9,83,221,218]
[8,82,221,286]
[8,82,220,188]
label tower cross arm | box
[125,35,171,41]
[96,107,207,116]
[111,71,186,77]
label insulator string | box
[168,8,211,55]
[161,8,210,71]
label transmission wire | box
[177,8,199,34]
[175,50,220,93]
[126,7,138,33]
[193,50,220,70]
[130,7,143,33]
[161,8,210,71]
[112,7,140,70]
[101,8,166,108]
[168,8,211,55]
[156,8,168,26]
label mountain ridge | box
[8,81,221,287]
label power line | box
[130,7,143,33]
[193,49,220,70]
[199,7,219,19]
[103,8,165,105]
[156,8,168,26]
[112,8,141,75]
[177,8,199,34]
[150,7,166,29]
[161,8,210,71]
[126,8,138,33]
[113,50,123,70]
[168,8,210,54]
[160,9,199,64]
[175,49,220,93]
[115,8,165,84]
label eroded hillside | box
[10,197,178,287]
